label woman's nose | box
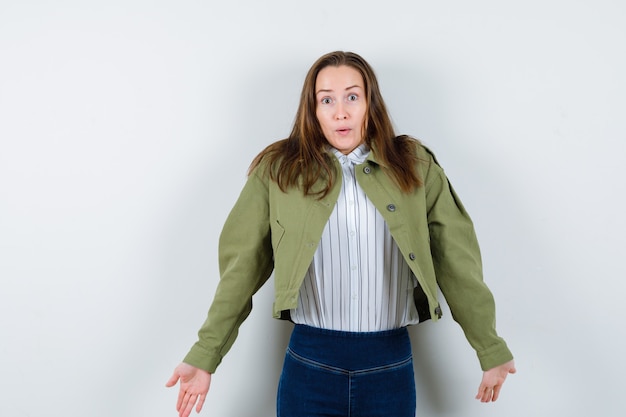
[335,103,348,120]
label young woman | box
[166,51,515,417]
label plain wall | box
[1,1,625,416]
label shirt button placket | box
[346,164,360,330]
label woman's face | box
[315,65,367,155]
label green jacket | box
[184,143,513,373]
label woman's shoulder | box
[395,136,446,184]
[392,135,436,165]
[248,138,291,177]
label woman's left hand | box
[475,359,516,402]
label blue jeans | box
[277,325,416,417]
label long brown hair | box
[249,51,422,198]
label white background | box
[1,1,625,416]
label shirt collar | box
[330,144,370,165]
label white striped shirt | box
[290,145,420,332]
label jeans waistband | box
[288,324,412,371]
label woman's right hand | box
[166,362,212,417]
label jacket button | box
[435,306,443,318]
[409,252,416,260]
[363,166,371,174]
[387,204,396,212]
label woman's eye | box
[347,94,358,101]
[321,97,332,104]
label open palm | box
[166,363,212,417]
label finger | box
[196,393,206,413]
[179,393,190,417]
[165,372,180,387]
[176,387,186,411]
[477,385,492,403]
[475,385,488,401]
[492,384,502,402]
[481,387,490,403]
[475,385,484,400]
[181,394,197,417]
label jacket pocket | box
[271,219,285,252]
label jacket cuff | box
[183,344,222,374]
[476,340,514,371]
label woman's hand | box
[166,362,212,417]
[475,359,516,403]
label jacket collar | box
[364,144,388,169]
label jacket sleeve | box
[422,148,513,371]
[183,168,274,373]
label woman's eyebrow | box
[316,85,362,95]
